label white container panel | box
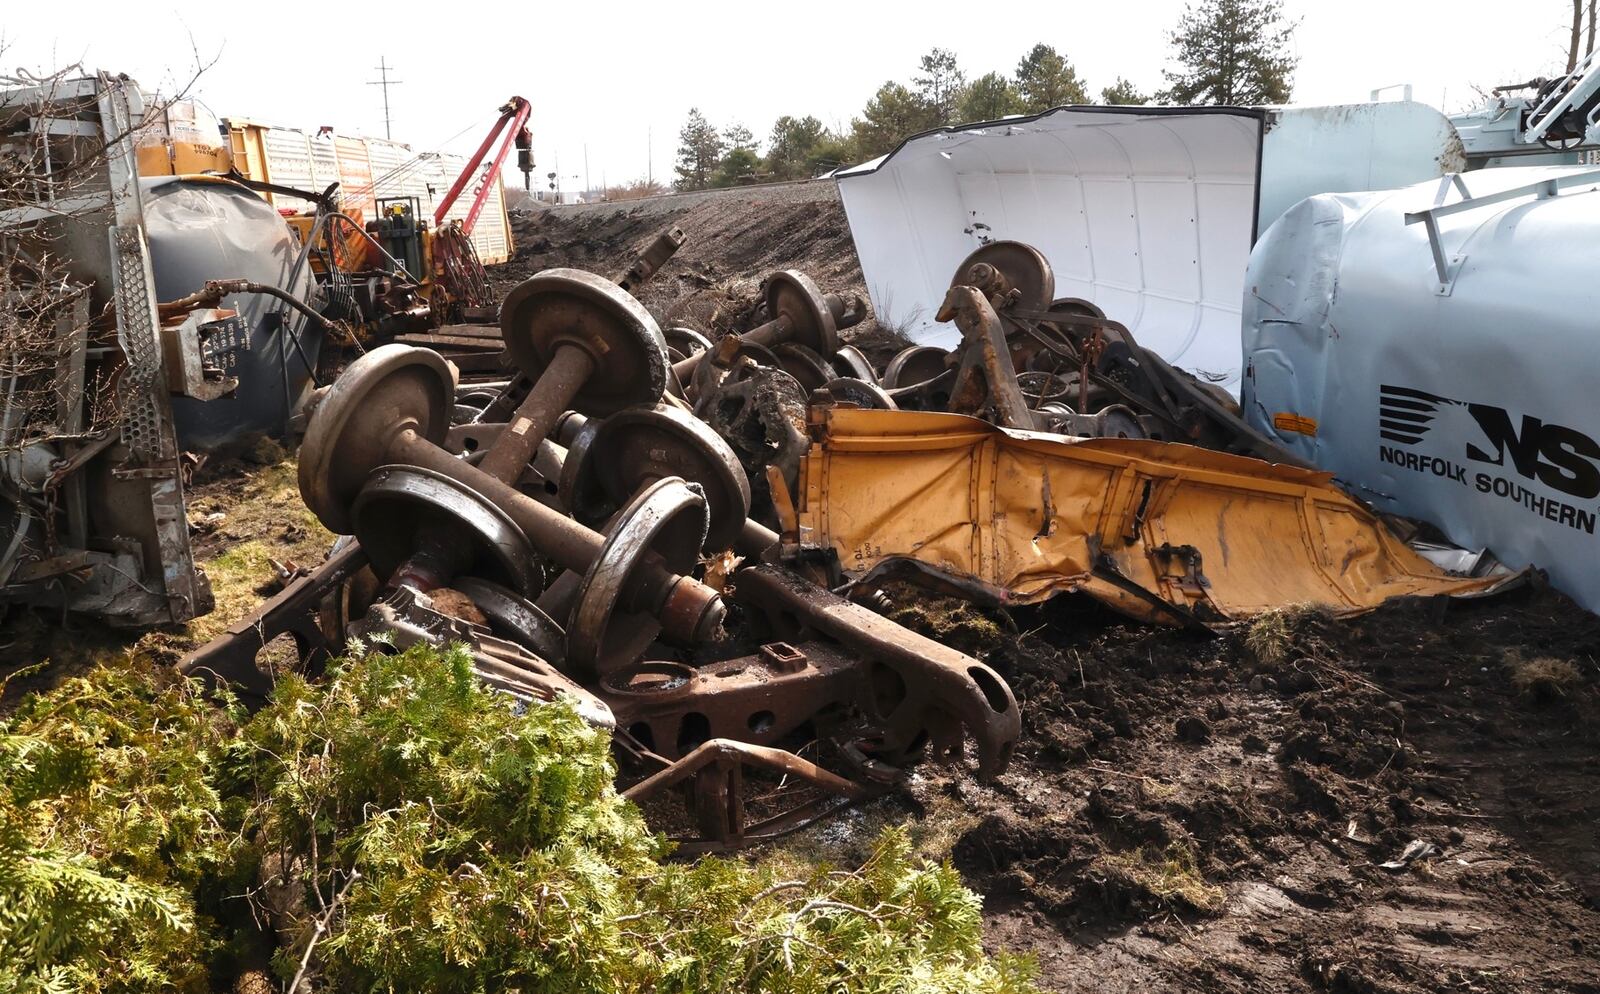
[837,103,1462,393]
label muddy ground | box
[506,191,1600,993]
[913,586,1600,993]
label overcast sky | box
[3,1,1585,191]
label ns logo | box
[1379,385,1600,500]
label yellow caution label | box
[1273,412,1319,437]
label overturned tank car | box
[0,73,328,625]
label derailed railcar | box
[142,175,324,449]
[1242,166,1600,612]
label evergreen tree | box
[957,72,1023,122]
[1162,0,1298,105]
[850,82,939,158]
[914,47,967,124]
[1014,44,1089,112]
[673,108,723,192]
[722,122,757,152]
[804,131,860,176]
[712,146,760,187]
[766,115,828,179]
[1101,77,1150,105]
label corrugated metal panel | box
[262,128,316,203]
[308,137,340,203]
[472,176,511,264]
[333,136,375,215]
[367,139,431,204]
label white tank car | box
[1242,165,1600,611]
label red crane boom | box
[433,96,532,236]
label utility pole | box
[367,57,403,139]
[647,126,653,186]
[584,144,591,199]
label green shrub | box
[3,644,1037,993]
[0,664,237,993]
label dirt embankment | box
[490,184,1600,993]
[491,183,899,349]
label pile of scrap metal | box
[0,74,552,628]
[783,241,1526,624]
[182,237,1524,851]
[181,260,1019,853]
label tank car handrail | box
[1402,168,1600,287]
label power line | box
[367,57,404,140]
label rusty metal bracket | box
[622,737,877,855]
[732,564,1020,778]
[599,642,861,761]
[939,286,1037,430]
[1151,542,1210,600]
[178,539,368,704]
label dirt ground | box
[4,187,1595,993]
[501,192,1600,993]
[0,444,333,708]
[913,586,1600,993]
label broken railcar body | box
[1,72,338,625]
[1243,166,1600,613]
[793,407,1520,624]
[1,74,219,625]
[835,101,1463,393]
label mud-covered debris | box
[1378,838,1441,871]
[1174,714,1212,744]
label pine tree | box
[673,108,724,192]
[722,122,757,153]
[914,48,967,125]
[804,131,860,176]
[765,115,828,179]
[957,72,1023,122]
[850,82,940,158]
[1101,77,1150,105]
[1014,44,1089,112]
[1162,0,1298,105]
[712,147,760,187]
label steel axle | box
[299,344,724,646]
[669,270,846,383]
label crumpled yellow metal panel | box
[798,409,1522,624]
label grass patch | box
[1507,653,1583,702]
[766,788,981,875]
[887,587,1006,658]
[1099,842,1224,913]
[182,455,333,647]
[1244,603,1326,666]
